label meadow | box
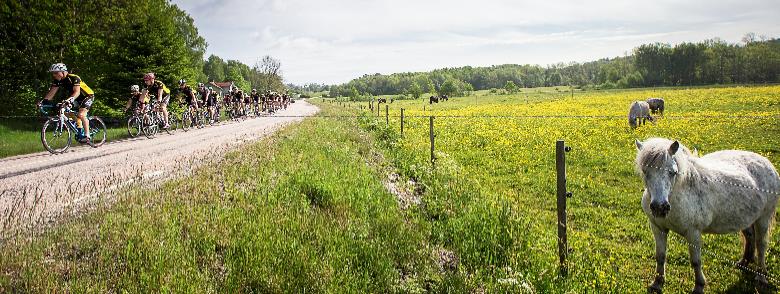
[1,85,779,293]
[323,85,780,292]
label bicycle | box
[180,102,203,131]
[149,96,179,135]
[126,105,158,139]
[39,102,106,154]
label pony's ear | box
[635,139,643,150]
[669,141,680,155]
[693,148,699,157]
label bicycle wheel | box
[41,118,72,154]
[88,116,107,148]
[169,114,180,133]
[163,113,175,135]
[142,114,158,138]
[127,116,141,138]
[181,112,191,132]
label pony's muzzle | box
[650,200,671,218]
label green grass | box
[0,118,129,158]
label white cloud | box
[173,0,780,84]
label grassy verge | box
[0,103,463,292]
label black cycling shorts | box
[75,95,95,110]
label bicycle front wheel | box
[181,112,191,132]
[88,116,107,147]
[142,114,158,138]
[41,118,72,154]
[168,114,180,133]
[127,116,141,138]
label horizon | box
[171,0,780,85]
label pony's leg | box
[686,232,706,293]
[738,226,756,267]
[754,214,773,286]
[648,223,667,292]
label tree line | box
[326,35,779,99]
[0,0,284,116]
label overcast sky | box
[172,0,780,85]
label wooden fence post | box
[385,105,389,126]
[556,140,572,276]
[400,108,404,136]
[430,116,435,168]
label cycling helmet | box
[143,73,155,81]
[208,86,213,90]
[197,82,204,88]
[130,85,140,92]
[48,63,68,72]
[178,79,186,86]
[251,89,257,92]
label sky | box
[172,0,780,85]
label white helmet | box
[48,63,68,72]
[130,85,140,92]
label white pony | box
[635,138,780,293]
[629,101,654,128]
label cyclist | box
[231,87,244,116]
[142,73,171,129]
[38,63,96,144]
[197,83,215,123]
[250,89,261,114]
[123,85,148,114]
[179,79,198,112]
[243,90,253,115]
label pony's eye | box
[669,170,677,176]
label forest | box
[0,1,284,116]
[326,36,780,98]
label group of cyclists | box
[125,74,293,128]
[38,62,293,146]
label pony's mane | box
[635,138,697,181]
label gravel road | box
[0,100,319,238]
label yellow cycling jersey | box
[146,80,171,96]
[51,74,94,99]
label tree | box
[504,80,518,94]
[226,67,249,91]
[253,55,284,92]
[204,55,226,82]
[407,82,423,99]
[439,79,458,97]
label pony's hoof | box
[691,284,705,294]
[648,276,664,293]
[647,285,662,294]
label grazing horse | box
[441,94,449,101]
[647,97,665,116]
[635,138,780,293]
[429,95,439,104]
[378,97,387,104]
[629,101,654,128]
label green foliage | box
[0,1,286,116]
[407,82,423,99]
[504,80,518,94]
[328,36,780,97]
